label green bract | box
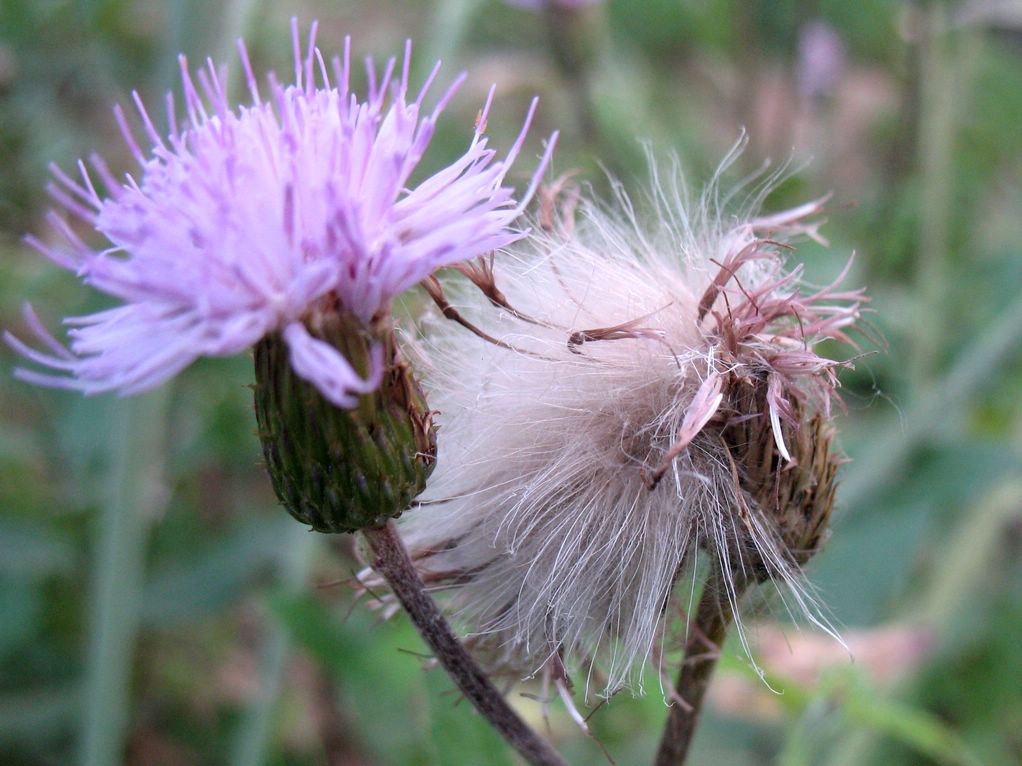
[254,309,436,534]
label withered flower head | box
[374,146,868,696]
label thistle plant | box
[6,20,567,766]
[5,8,874,761]
[370,145,869,761]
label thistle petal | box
[7,20,554,407]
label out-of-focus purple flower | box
[7,20,554,408]
[503,0,605,10]
[797,20,847,101]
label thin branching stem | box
[362,521,569,766]
[655,566,749,766]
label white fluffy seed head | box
[388,148,866,698]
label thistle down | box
[372,146,868,698]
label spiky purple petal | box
[9,20,555,407]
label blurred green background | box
[2,0,1021,764]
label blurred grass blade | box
[910,2,955,381]
[824,478,1022,766]
[839,284,1022,512]
[216,0,265,64]
[424,0,482,67]
[77,389,170,766]
[912,479,1022,631]
[842,694,982,766]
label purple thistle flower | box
[6,20,555,409]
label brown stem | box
[654,568,748,766]
[362,521,569,766]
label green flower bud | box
[253,308,436,534]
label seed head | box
[388,148,868,695]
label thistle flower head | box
[6,19,554,409]
[385,147,868,695]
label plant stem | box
[654,568,747,766]
[910,1,954,384]
[78,390,170,766]
[362,521,569,766]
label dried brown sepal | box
[720,371,840,577]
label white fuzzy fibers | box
[395,156,858,697]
